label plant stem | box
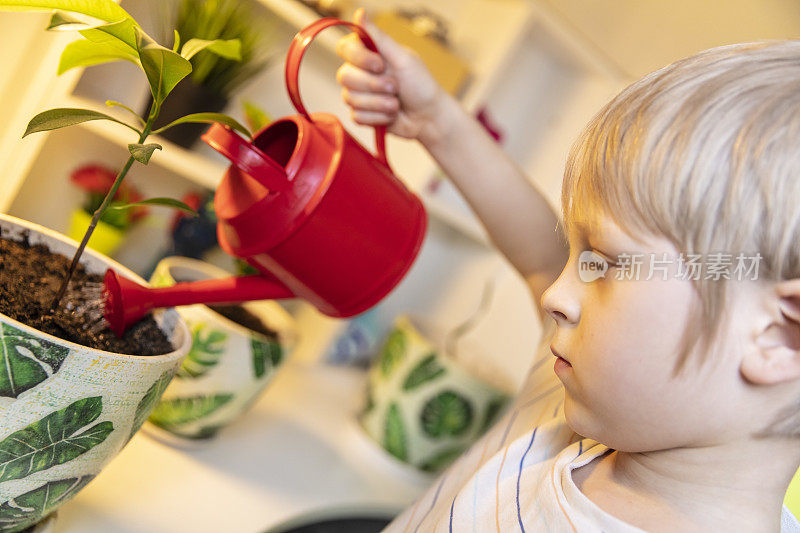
[49,101,159,312]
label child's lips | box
[550,345,570,363]
[551,345,572,373]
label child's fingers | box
[353,8,408,67]
[351,109,396,126]
[342,89,399,114]
[336,33,385,74]
[336,63,396,94]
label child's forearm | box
[420,93,569,287]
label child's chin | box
[562,396,591,437]
[562,398,618,447]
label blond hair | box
[561,41,800,411]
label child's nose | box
[541,269,580,326]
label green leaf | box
[420,390,474,438]
[127,370,173,442]
[242,100,271,133]
[177,324,226,379]
[47,11,139,55]
[0,397,113,482]
[127,142,162,164]
[106,100,145,127]
[107,196,196,216]
[152,113,250,138]
[402,353,446,391]
[0,475,94,533]
[95,199,131,229]
[0,322,69,398]
[46,10,89,29]
[380,330,406,377]
[180,38,241,61]
[47,13,140,74]
[57,39,136,74]
[0,0,132,25]
[251,337,282,379]
[384,403,407,461]
[136,27,192,106]
[79,17,139,56]
[23,107,141,137]
[149,394,234,431]
[420,446,465,473]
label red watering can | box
[104,18,427,337]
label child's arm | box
[337,10,568,319]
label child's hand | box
[336,9,447,144]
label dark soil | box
[0,233,173,355]
[207,304,278,340]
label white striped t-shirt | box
[383,317,800,532]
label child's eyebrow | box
[568,220,618,256]
[567,219,591,245]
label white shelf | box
[253,0,539,115]
[529,1,630,82]
[62,96,228,191]
[456,0,537,112]
[256,0,345,54]
[421,185,489,246]
[0,12,84,213]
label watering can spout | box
[103,269,295,337]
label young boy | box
[337,9,800,532]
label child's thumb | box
[354,8,407,67]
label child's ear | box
[741,279,800,385]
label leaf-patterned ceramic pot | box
[360,316,510,473]
[146,256,297,441]
[0,214,190,532]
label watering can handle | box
[201,124,290,191]
[286,18,390,169]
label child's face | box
[541,213,749,452]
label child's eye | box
[592,251,620,271]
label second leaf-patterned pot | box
[360,315,510,473]
[0,214,191,533]
[146,256,297,441]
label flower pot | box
[0,214,191,533]
[144,77,229,149]
[145,256,297,441]
[27,512,57,533]
[359,316,510,473]
[67,209,126,256]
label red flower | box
[70,164,149,222]
[70,164,118,195]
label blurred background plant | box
[143,189,263,279]
[148,0,279,147]
[71,164,149,230]
[68,163,150,255]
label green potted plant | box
[0,0,254,530]
[146,0,277,147]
